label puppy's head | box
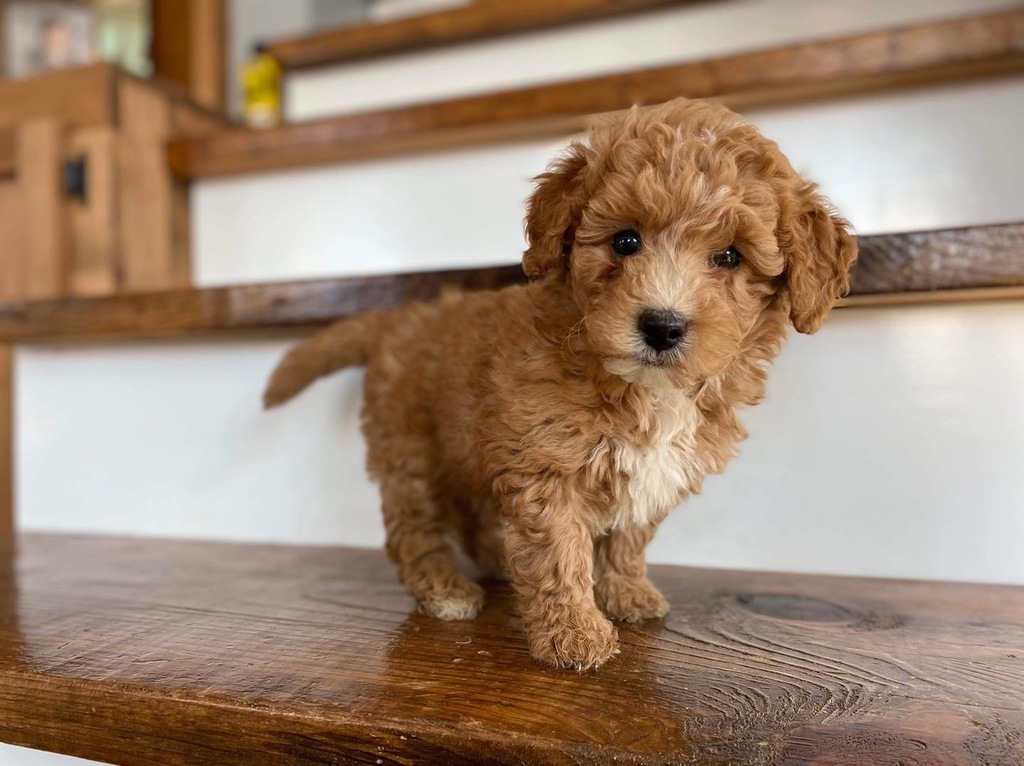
[523,99,856,389]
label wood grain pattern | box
[0,350,11,536]
[851,224,1024,294]
[170,9,1024,179]
[1,223,1022,343]
[269,0,693,69]
[0,533,1022,764]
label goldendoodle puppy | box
[264,98,857,669]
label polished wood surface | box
[1,223,1022,343]
[170,9,1024,179]
[269,0,693,69]
[0,533,1022,764]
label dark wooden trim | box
[1,223,1022,343]
[0,266,526,342]
[268,0,694,70]
[169,9,1024,179]
[2,534,1024,765]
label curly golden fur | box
[264,98,857,669]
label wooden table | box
[1,534,1022,764]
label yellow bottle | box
[242,42,281,128]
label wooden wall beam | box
[169,9,1024,179]
[269,0,697,70]
[1,223,1021,343]
[151,0,228,112]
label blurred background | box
[1,2,1023,761]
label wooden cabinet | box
[0,63,227,301]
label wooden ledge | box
[169,9,1024,179]
[1,533,1022,764]
[0,222,1022,343]
[268,0,691,70]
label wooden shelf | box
[0,222,1021,343]
[169,9,1024,179]
[1,533,1022,764]
[268,0,692,70]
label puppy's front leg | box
[504,496,618,670]
[594,523,670,623]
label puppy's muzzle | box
[638,309,687,352]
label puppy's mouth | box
[640,349,683,368]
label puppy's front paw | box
[419,581,485,621]
[528,606,619,670]
[595,574,670,622]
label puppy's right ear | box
[523,142,589,278]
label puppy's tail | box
[263,311,384,409]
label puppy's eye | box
[711,246,742,270]
[611,230,642,257]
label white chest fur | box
[600,393,706,529]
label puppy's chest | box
[596,403,706,529]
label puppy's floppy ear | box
[779,183,858,334]
[523,142,589,279]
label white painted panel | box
[194,136,565,285]
[17,338,382,548]
[17,301,1024,584]
[286,0,1019,119]
[0,745,93,766]
[195,79,1024,286]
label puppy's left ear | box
[522,142,589,279]
[779,183,858,334]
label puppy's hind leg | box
[381,475,484,621]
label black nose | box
[639,309,687,352]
